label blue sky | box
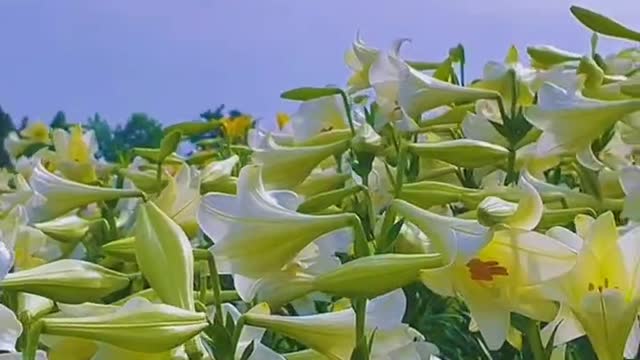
[0,0,638,127]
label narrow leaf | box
[281,87,342,101]
[570,6,640,42]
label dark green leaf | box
[239,341,255,360]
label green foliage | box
[50,110,68,129]
[0,106,15,168]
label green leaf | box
[281,87,342,101]
[448,43,465,63]
[297,186,363,214]
[131,148,184,164]
[187,150,218,165]
[433,58,454,81]
[570,6,640,42]
[239,341,255,360]
[406,60,442,71]
[163,120,220,137]
[158,130,182,162]
[577,56,605,88]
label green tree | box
[50,111,68,129]
[113,113,163,154]
[0,106,16,167]
[86,113,117,161]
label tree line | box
[0,104,236,167]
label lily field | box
[2,4,640,360]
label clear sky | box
[0,0,638,127]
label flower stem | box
[22,320,43,360]
[207,252,224,326]
[394,142,408,197]
[352,297,370,360]
[523,319,546,360]
[339,90,356,136]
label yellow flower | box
[21,122,50,143]
[276,112,291,130]
[222,116,253,139]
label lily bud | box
[17,293,55,320]
[477,196,518,227]
[524,83,640,157]
[33,214,93,243]
[101,236,137,261]
[0,259,130,304]
[28,162,143,222]
[41,298,208,353]
[313,254,442,298]
[253,132,351,189]
[526,45,581,69]
[409,139,509,168]
[135,201,195,310]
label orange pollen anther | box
[467,258,509,281]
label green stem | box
[375,207,396,253]
[509,68,518,118]
[504,148,517,185]
[207,252,224,326]
[523,319,546,360]
[339,90,356,136]
[459,60,465,86]
[495,96,509,123]
[394,143,408,197]
[22,320,43,360]
[100,202,118,241]
[353,297,370,360]
[156,161,163,189]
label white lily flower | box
[472,49,537,110]
[393,179,576,349]
[200,155,238,183]
[14,148,53,180]
[233,226,350,310]
[290,95,350,143]
[522,170,621,210]
[369,54,499,122]
[524,82,640,156]
[0,173,45,215]
[252,131,351,189]
[620,166,640,221]
[604,47,640,76]
[28,162,143,222]
[154,163,201,238]
[540,213,640,360]
[461,100,510,148]
[0,304,22,353]
[245,289,439,360]
[198,165,354,277]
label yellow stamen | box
[276,112,290,130]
